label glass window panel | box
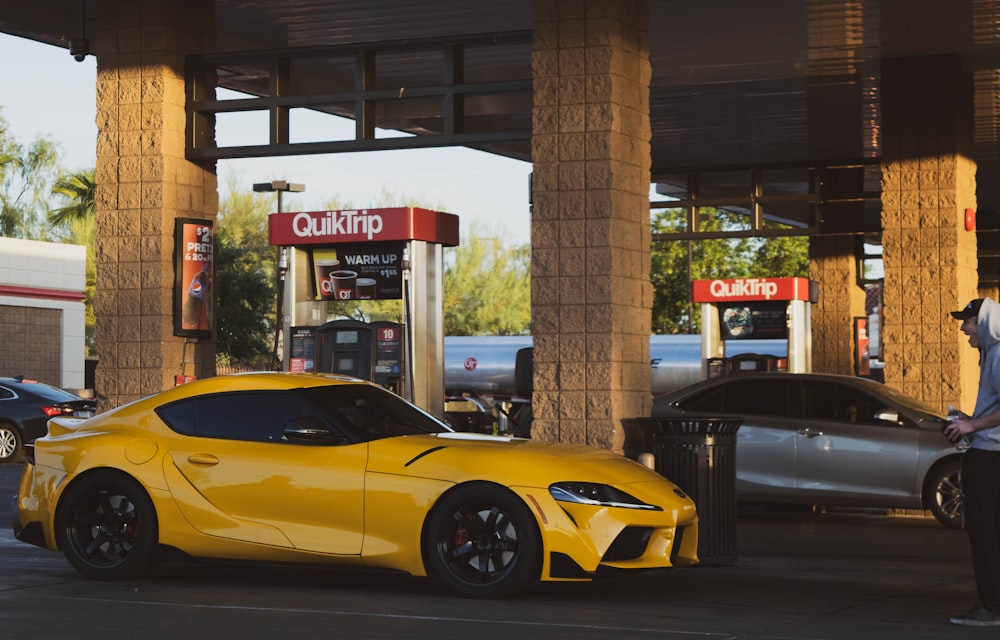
[720,378,791,416]
[191,391,316,442]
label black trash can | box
[622,416,742,566]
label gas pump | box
[315,319,374,378]
[308,318,405,391]
[371,320,403,393]
[692,277,818,377]
[268,207,459,417]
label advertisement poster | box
[173,218,214,337]
[719,300,788,340]
[310,242,404,301]
[289,326,317,373]
[854,316,870,376]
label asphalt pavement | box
[1,460,995,639]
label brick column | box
[809,237,866,375]
[880,56,977,410]
[806,1,873,376]
[531,0,651,451]
[93,0,217,409]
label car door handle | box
[797,429,823,438]
[187,453,220,465]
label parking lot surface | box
[1,461,994,639]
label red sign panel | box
[692,277,812,303]
[268,207,459,247]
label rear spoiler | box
[47,416,90,438]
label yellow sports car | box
[12,373,698,597]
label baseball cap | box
[951,298,984,320]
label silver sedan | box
[651,373,963,527]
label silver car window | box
[802,380,880,424]
[684,377,796,417]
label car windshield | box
[297,383,452,441]
[850,377,945,420]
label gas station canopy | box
[4,1,1000,168]
[3,0,1000,279]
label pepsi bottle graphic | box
[182,267,208,329]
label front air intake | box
[602,526,653,562]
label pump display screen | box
[336,331,359,344]
[336,356,356,372]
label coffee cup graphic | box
[331,270,358,300]
[314,259,340,300]
[356,277,377,299]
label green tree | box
[443,222,530,335]
[651,207,808,334]
[214,185,277,369]
[0,112,60,239]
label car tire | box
[0,422,22,463]
[925,458,963,529]
[55,470,158,580]
[424,482,541,598]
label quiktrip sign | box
[692,277,814,303]
[268,207,459,247]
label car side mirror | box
[283,416,347,444]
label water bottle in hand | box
[948,404,971,451]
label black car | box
[0,376,96,463]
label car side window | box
[678,386,724,413]
[719,378,792,416]
[682,378,791,417]
[802,381,878,424]
[158,391,326,443]
[0,386,14,400]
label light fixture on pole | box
[253,180,305,370]
[252,180,305,214]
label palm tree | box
[48,168,97,356]
[48,168,95,227]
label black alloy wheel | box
[55,471,158,580]
[424,482,541,598]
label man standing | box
[946,297,1000,626]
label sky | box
[0,34,532,246]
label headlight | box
[549,482,662,511]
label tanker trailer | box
[443,334,787,398]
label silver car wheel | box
[0,423,21,462]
